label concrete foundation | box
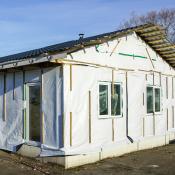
[17,132,175,169]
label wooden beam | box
[172,106,174,128]
[112,118,114,141]
[167,108,169,131]
[70,112,72,146]
[147,39,165,44]
[112,70,114,97]
[162,54,175,58]
[166,60,175,64]
[146,48,154,69]
[88,91,92,144]
[142,117,145,137]
[159,50,175,55]
[143,34,164,40]
[3,72,6,121]
[70,64,72,91]
[155,45,175,51]
[136,26,160,33]
[139,30,163,37]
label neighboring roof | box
[0,23,175,67]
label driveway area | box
[0,144,174,175]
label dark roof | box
[0,23,175,67]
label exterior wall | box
[0,66,63,152]
[61,32,175,167]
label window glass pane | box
[99,84,108,115]
[155,88,161,112]
[147,87,153,113]
[111,84,121,116]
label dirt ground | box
[0,144,175,175]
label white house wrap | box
[0,23,174,168]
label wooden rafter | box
[155,45,175,51]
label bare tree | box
[120,9,175,43]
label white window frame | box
[111,82,123,118]
[146,85,162,115]
[98,82,123,119]
[98,82,110,118]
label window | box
[146,86,161,114]
[147,87,154,113]
[99,82,122,118]
[99,84,109,115]
[111,84,121,116]
[155,88,160,112]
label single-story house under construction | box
[0,23,175,168]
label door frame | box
[23,82,41,146]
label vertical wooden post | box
[112,118,114,141]
[167,108,169,131]
[70,65,72,91]
[70,112,72,146]
[3,72,6,121]
[153,72,155,85]
[112,69,114,97]
[172,106,174,128]
[159,72,162,86]
[153,114,155,135]
[23,71,26,139]
[13,72,15,100]
[142,117,145,137]
[88,91,92,143]
[62,112,65,147]
[166,77,168,99]
[41,69,44,144]
[42,112,44,144]
[172,77,174,99]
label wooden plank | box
[70,65,72,91]
[3,73,6,121]
[139,31,163,37]
[153,72,155,85]
[23,71,26,139]
[146,48,154,69]
[13,72,15,100]
[42,112,44,144]
[172,106,174,128]
[153,114,155,135]
[155,45,175,51]
[172,77,174,99]
[112,118,114,141]
[159,72,162,86]
[112,70,114,97]
[41,69,44,144]
[147,39,165,44]
[110,40,120,56]
[166,77,168,99]
[88,91,92,143]
[70,112,72,146]
[167,108,169,131]
[62,112,65,147]
[142,117,145,137]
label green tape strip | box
[119,52,147,59]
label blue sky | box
[0,0,174,56]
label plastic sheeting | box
[0,66,63,154]
[0,32,175,158]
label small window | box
[99,84,109,115]
[147,87,154,113]
[111,84,121,116]
[155,88,161,112]
[147,86,161,114]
